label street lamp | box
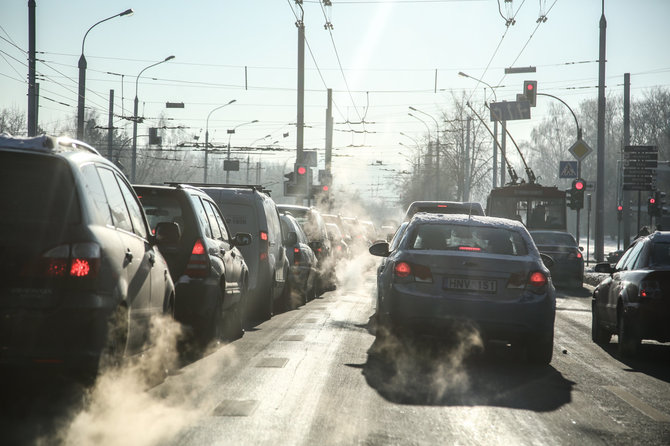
[226,120,259,183]
[409,107,440,199]
[131,55,175,183]
[77,8,133,140]
[459,71,501,188]
[204,99,236,182]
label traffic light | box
[648,195,660,217]
[523,80,537,107]
[570,178,586,210]
[617,204,623,221]
[294,163,311,190]
[657,191,667,217]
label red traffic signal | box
[526,83,534,92]
[617,205,623,211]
[573,179,586,191]
[322,185,329,192]
[297,165,307,175]
[523,80,537,107]
[649,197,656,204]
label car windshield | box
[408,223,528,256]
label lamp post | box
[131,55,175,183]
[409,107,440,199]
[204,99,236,182]
[226,120,259,183]
[458,71,500,188]
[77,8,133,140]
[400,131,421,174]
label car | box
[530,230,584,288]
[0,134,175,380]
[134,184,251,344]
[325,222,351,261]
[322,213,352,245]
[279,213,319,308]
[360,219,381,243]
[370,214,556,364]
[403,201,485,221]
[591,231,670,357]
[340,216,371,254]
[199,185,289,321]
[277,204,336,293]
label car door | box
[210,200,245,285]
[97,167,158,352]
[202,198,241,301]
[605,241,645,323]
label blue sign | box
[559,161,578,178]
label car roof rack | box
[163,182,272,196]
[0,134,100,156]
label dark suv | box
[277,204,336,293]
[199,185,288,321]
[0,135,175,379]
[134,184,251,343]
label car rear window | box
[530,232,576,246]
[137,191,186,233]
[650,242,670,266]
[0,152,80,227]
[219,203,256,232]
[409,223,528,256]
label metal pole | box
[501,121,507,185]
[623,73,631,246]
[107,89,114,159]
[296,4,305,163]
[204,129,210,183]
[77,54,87,140]
[587,194,592,264]
[576,160,582,250]
[27,0,37,136]
[325,89,333,175]
[595,0,607,262]
[492,120,498,188]
[464,116,471,201]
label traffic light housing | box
[648,195,660,217]
[569,178,586,210]
[617,204,623,221]
[523,80,537,107]
[295,163,311,189]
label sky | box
[1,0,669,202]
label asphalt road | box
[2,270,669,446]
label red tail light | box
[293,247,301,265]
[185,239,209,277]
[394,261,411,278]
[27,243,100,279]
[576,252,583,259]
[528,271,547,287]
[260,231,268,241]
[294,247,300,253]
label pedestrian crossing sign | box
[559,161,578,178]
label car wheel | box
[591,301,611,345]
[223,302,244,341]
[98,305,129,373]
[527,330,554,365]
[617,310,640,357]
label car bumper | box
[383,284,555,340]
[623,300,670,342]
[550,261,584,283]
[0,291,114,372]
[173,276,225,330]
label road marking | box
[604,386,670,422]
[255,357,289,368]
[282,335,305,341]
[212,400,259,417]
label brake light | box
[28,243,101,279]
[294,248,300,253]
[639,280,660,300]
[437,204,447,208]
[293,248,301,265]
[260,231,268,241]
[260,252,268,261]
[528,271,547,287]
[459,246,481,252]
[394,261,411,278]
[576,252,582,259]
[185,239,209,278]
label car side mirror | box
[155,221,181,246]
[540,253,554,269]
[285,231,298,246]
[579,246,584,252]
[594,262,615,274]
[369,241,390,257]
[233,232,252,247]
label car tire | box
[527,330,554,365]
[617,310,640,357]
[98,304,129,374]
[223,302,244,341]
[591,301,611,345]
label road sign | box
[622,145,658,191]
[568,139,593,161]
[489,101,530,121]
[559,161,578,178]
[223,159,240,171]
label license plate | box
[443,277,497,293]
